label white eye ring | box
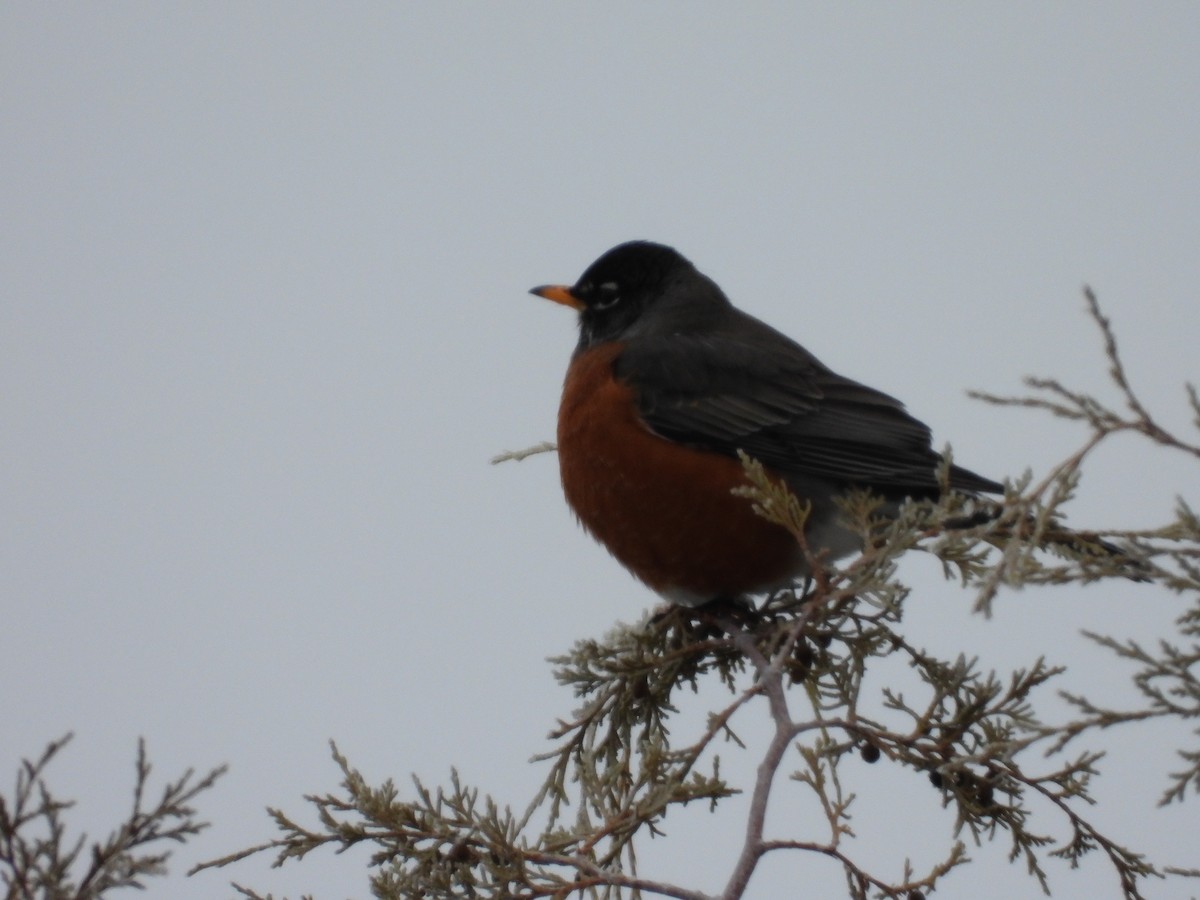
[593,282,621,310]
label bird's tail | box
[945,503,1150,582]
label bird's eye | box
[593,282,621,310]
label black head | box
[531,241,708,351]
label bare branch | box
[490,441,558,464]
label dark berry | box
[977,783,995,807]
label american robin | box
[531,241,1003,606]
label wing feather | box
[614,333,1000,496]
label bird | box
[530,240,1004,607]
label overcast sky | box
[3,5,1199,899]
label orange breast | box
[557,344,803,602]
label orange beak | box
[530,284,585,311]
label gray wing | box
[614,333,1001,497]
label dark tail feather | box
[1037,526,1152,582]
[945,503,1151,582]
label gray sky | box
[3,5,1198,898]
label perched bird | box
[531,241,1002,607]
